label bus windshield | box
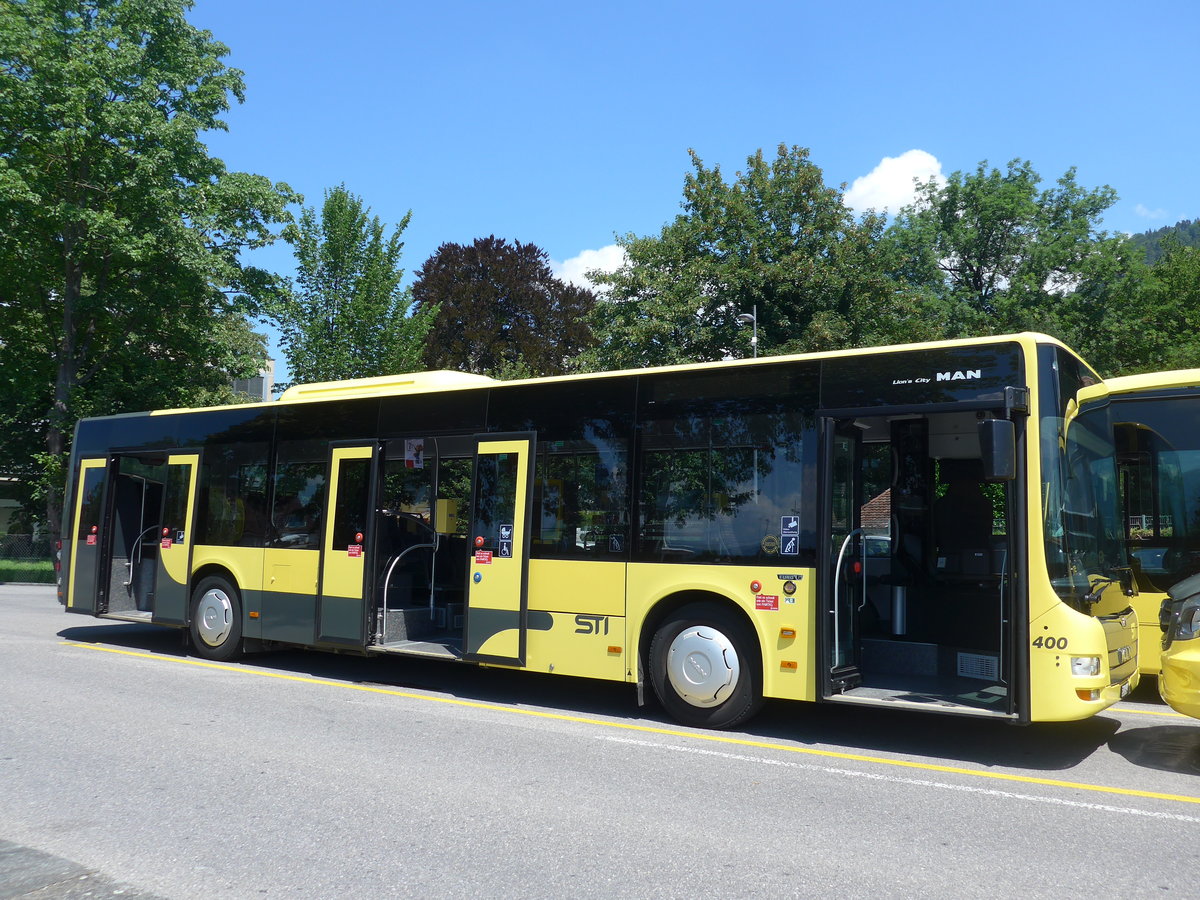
[1039,348,1124,603]
[1114,400,1200,593]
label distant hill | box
[1128,219,1200,264]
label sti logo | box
[937,369,982,382]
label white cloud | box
[552,244,627,291]
[844,149,945,215]
[1134,203,1168,220]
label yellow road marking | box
[1111,705,1192,719]
[64,641,1200,807]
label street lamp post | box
[736,305,758,358]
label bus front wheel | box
[649,603,763,729]
[190,576,244,661]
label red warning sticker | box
[161,539,173,549]
[755,594,779,610]
[347,545,362,558]
[475,550,493,565]
[86,535,97,546]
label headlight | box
[1070,656,1101,677]
[1163,574,1200,648]
[1162,594,1200,647]
[1177,597,1200,642]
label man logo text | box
[937,370,982,381]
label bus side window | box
[381,457,433,524]
[270,440,326,549]
[535,447,628,556]
[486,379,635,561]
[332,457,372,548]
[197,443,268,547]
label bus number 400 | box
[1032,636,1069,650]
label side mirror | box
[1112,566,1138,597]
[979,419,1016,483]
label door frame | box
[151,450,202,626]
[816,403,1029,718]
[66,456,115,615]
[463,432,536,666]
[315,441,380,648]
[819,418,865,696]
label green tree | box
[882,159,1122,337]
[1128,219,1200,265]
[0,0,295,530]
[412,236,596,378]
[1062,235,1200,376]
[582,145,939,371]
[269,185,432,388]
[1147,237,1200,369]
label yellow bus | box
[60,333,1139,727]
[1105,369,1200,714]
[1159,574,1200,718]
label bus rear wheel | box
[649,602,763,729]
[190,575,243,661]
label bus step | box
[383,607,438,643]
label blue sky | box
[187,0,1200,378]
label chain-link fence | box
[0,534,55,584]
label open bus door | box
[151,453,200,625]
[825,420,865,693]
[66,457,113,615]
[816,402,1022,717]
[464,434,534,665]
[317,444,379,647]
[67,452,199,622]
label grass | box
[0,559,55,583]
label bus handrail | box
[833,528,865,666]
[378,537,438,643]
[124,525,160,586]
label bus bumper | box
[1160,641,1200,719]
[1030,606,1138,721]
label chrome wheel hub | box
[196,588,233,647]
[665,625,739,708]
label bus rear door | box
[66,457,113,615]
[464,434,534,665]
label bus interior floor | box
[380,604,462,639]
[372,637,463,660]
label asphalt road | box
[2,584,1198,898]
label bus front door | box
[67,457,113,615]
[464,434,534,665]
[317,444,378,647]
[151,453,200,625]
[826,420,865,693]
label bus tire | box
[190,575,243,661]
[649,602,763,729]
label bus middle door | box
[316,444,378,647]
[151,453,200,625]
[464,434,534,665]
